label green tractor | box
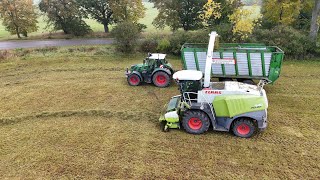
[126,53,174,88]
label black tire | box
[152,71,171,88]
[242,79,255,85]
[232,118,256,138]
[182,111,210,134]
[160,121,169,132]
[127,74,141,86]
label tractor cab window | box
[145,59,155,67]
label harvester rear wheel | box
[232,118,256,138]
[182,111,210,134]
[127,74,141,86]
[152,71,171,88]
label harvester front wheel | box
[160,121,169,132]
[128,74,141,86]
[232,118,256,138]
[153,71,171,88]
[182,111,210,134]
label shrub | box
[167,31,189,55]
[251,25,316,59]
[167,30,212,55]
[140,38,158,53]
[111,21,141,53]
[65,19,92,36]
[157,38,171,52]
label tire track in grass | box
[0,67,124,79]
[0,109,158,126]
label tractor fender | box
[152,68,172,77]
[130,71,143,81]
[225,110,267,130]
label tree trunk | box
[103,23,109,33]
[310,0,320,41]
[15,27,21,39]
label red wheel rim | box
[156,75,167,85]
[188,118,203,130]
[129,76,139,85]
[237,123,250,135]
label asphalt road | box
[0,39,114,50]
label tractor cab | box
[144,53,171,69]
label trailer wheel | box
[153,71,171,88]
[128,74,141,86]
[232,118,256,138]
[182,111,210,134]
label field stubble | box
[0,46,319,179]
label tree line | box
[0,0,145,37]
[0,0,319,44]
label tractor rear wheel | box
[127,74,141,86]
[182,111,210,134]
[232,118,256,138]
[152,71,171,88]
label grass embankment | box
[0,46,319,179]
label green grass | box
[0,46,319,179]
[0,2,163,40]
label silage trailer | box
[181,43,284,84]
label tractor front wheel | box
[182,111,210,134]
[152,71,171,88]
[232,118,256,138]
[127,74,141,86]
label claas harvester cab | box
[126,53,174,88]
[159,32,270,138]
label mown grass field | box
[0,46,319,179]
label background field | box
[0,46,319,179]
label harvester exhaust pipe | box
[204,32,218,88]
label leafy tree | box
[261,0,302,26]
[310,0,320,41]
[76,0,113,33]
[294,0,314,30]
[0,0,38,38]
[39,0,91,36]
[150,0,207,31]
[111,21,141,53]
[204,0,242,26]
[200,0,222,27]
[229,6,261,41]
[111,0,146,22]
